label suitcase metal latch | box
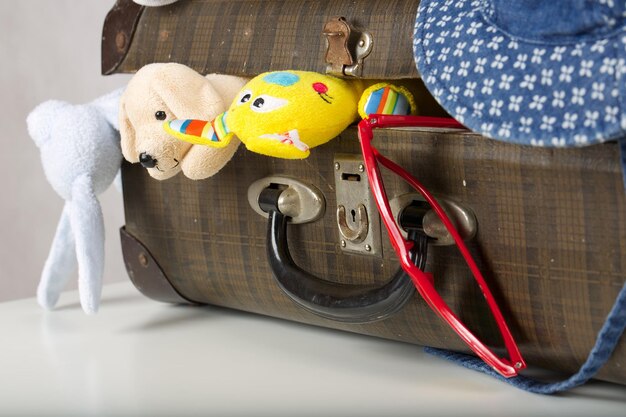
[322,17,373,77]
[334,154,382,256]
[390,194,478,246]
[247,176,325,225]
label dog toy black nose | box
[139,152,157,168]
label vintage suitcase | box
[103,0,626,384]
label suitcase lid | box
[102,0,421,79]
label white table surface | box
[1,282,624,417]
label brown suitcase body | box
[105,0,626,384]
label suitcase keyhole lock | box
[334,154,382,256]
[337,204,369,244]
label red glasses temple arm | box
[367,114,468,130]
[376,150,525,373]
[358,116,526,377]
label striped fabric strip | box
[376,87,392,114]
[167,119,189,134]
[213,111,229,140]
[201,120,214,139]
[184,119,209,137]
[167,118,220,142]
[363,87,411,116]
[364,88,384,115]
[383,88,400,114]
[394,93,410,115]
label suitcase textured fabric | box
[104,0,626,384]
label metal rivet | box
[358,164,365,172]
[340,240,346,247]
[158,30,169,42]
[138,253,149,267]
[115,31,127,51]
[334,162,341,170]
[364,244,371,251]
[514,362,523,369]
[358,39,365,47]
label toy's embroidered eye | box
[250,95,288,113]
[155,111,167,120]
[238,90,253,104]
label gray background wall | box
[1,1,131,302]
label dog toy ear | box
[164,112,234,148]
[118,99,139,163]
[357,83,418,119]
[27,100,70,148]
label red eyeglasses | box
[358,114,526,378]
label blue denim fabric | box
[412,2,626,392]
[413,0,626,148]
[425,280,626,394]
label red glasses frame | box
[358,114,526,378]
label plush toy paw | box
[164,112,233,148]
[358,83,418,119]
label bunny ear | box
[26,100,70,148]
[37,203,77,310]
[69,176,104,314]
[164,112,234,148]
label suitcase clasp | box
[389,193,478,246]
[334,154,382,256]
[322,17,373,77]
[248,176,326,225]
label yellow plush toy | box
[164,71,417,159]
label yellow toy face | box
[226,71,360,159]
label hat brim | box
[413,0,626,147]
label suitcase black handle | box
[259,187,428,323]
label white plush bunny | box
[27,89,124,314]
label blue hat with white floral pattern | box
[413,0,626,148]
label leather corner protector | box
[120,226,195,304]
[101,0,144,75]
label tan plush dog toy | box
[120,63,248,180]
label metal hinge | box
[322,16,373,77]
